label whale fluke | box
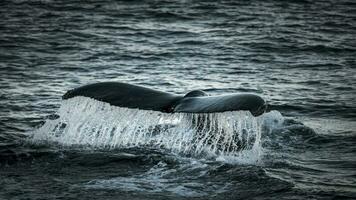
[63,82,267,116]
[62,82,181,113]
[174,94,266,116]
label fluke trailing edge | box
[63,82,267,116]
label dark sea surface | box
[1,0,356,199]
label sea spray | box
[31,97,284,160]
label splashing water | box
[31,97,284,161]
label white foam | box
[30,97,283,163]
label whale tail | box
[63,82,267,116]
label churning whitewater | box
[31,97,284,163]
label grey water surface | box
[0,0,356,199]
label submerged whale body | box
[63,82,267,116]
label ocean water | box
[0,0,355,199]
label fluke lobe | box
[63,82,267,116]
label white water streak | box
[31,97,283,159]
